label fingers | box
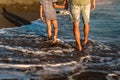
[91,4,96,11]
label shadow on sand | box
[1,7,31,27]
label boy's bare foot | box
[48,36,52,40]
[78,45,82,51]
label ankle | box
[84,39,88,44]
[77,45,82,51]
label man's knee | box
[84,23,90,27]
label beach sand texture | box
[0,0,40,28]
[0,0,64,28]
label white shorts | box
[69,4,91,24]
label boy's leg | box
[46,19,52,39]
[52,20,58,43]
[73,22,82,51]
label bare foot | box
[78,45,82,52]
[48,36,52,40]
[52,37,57,44]
[84,39,88,44]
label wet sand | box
[0,0,64,28]
[0,2,39,28]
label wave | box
[96,0,113,5]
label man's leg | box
[46,20,52,39]
[70,4,82,51]
[82,4,91,44]
[73,22,82,51]
[52,20,58,43]
[84,23,90,44]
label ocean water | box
[0,0,120,80]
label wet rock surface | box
[0,31,120,80]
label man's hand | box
[91,3,96,11]
[64,0,68,10]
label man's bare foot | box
[84,39,88,44]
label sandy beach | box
[0,0,64,28]
[0,0,40,28]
